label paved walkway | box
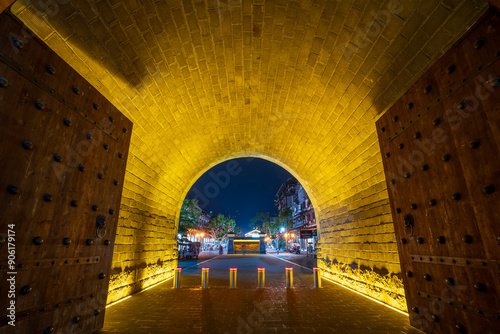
[99,253,421,334]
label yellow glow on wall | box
[318,258,406,311]
[321,276,408,315]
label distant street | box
[177,251,317,289]
[179,249,318,268]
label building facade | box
[275,178,316,250]
[274,178,298,213]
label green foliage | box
[278,207,294,230]
[234,226,242,237]
[264,217,278,236]
[271,238,286,249]
[249,211,270,230]
[208,214,236,242]
[178,198,202,235]
[250,211,287,237]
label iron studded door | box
[376,7,500,334]
[0,13,132,333]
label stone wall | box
[316,131,405,309]
[107,146,179,303]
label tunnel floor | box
[99,253,422,334]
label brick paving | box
[99,253,422,334]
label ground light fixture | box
[201,268,209,289]
[173,268,182,288]
[143,276,174,292]
[285,267,293,289]
[107,275,175,309]
[229,268,237,288]
[258,268,265,288]
[313,267,321,288]
[321,276,408,316]
[105,296,131,308]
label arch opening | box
[175,152,321,226]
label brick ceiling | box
[11,0,489,217]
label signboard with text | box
[300,230,313,239]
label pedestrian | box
[219,244,223,255]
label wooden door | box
[0,13,132,333]
[376,6,500,333]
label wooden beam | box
[0,0,15,14]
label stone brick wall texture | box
[10,0,489,309]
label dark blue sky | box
[186,157,293,233]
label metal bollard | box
[286,267,293,289]
[201,268,209,289]
[173,268,182,288]
[258,268,265,288]
[313,267,321,288]
[229,268,237,289]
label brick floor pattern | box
[99,254,422,334]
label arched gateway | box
[0,1,498,333]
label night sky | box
[186,157,293,233]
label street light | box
[280,227,288,251]
[199,233,205,250]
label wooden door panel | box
[376,7,500,333]
[443,66,500,260]
[0,13,132,333]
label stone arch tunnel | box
[0,0,499,333]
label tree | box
[250,211,270,230]
[267,208,295,249]
[208,214,236,243]
[178,199,202,236]
[234,226,242,237]
[267,218,280,236]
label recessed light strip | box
[321,276,409,316]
